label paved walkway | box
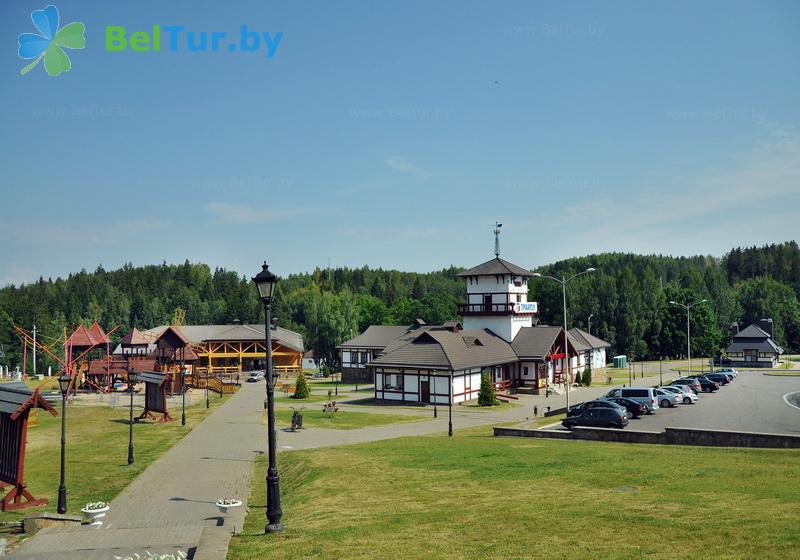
[13,368,684,559]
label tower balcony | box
[458,301,538,316]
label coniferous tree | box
[293,371,310,399]
[478,372,499,406]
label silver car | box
[660,385,698,404]
[654,388,680,408]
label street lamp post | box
[448,376,453,437]
[669,299,707,375]
[57,374,71,514]
[127,370,137,465]
[181,367,187,426]
[252,261,284,534]
[532,268,596,412]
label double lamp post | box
[532,268,595,413]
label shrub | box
[477,372,500,406]
[293,371,310,399]
[583,367,592,386]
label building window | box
[384,374,404,390]
[360,351,368,363]
[516,294,522,302]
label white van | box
[604,387,659,413]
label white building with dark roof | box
[337,246,611,403]
[725,319,784,368]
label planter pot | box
[80,505,110,527]
[216,500,242,514]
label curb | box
[193,526,232,560]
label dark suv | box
[704,373,731,385]
[562,407,629,429]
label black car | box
[562,407,629,429]
[704,373,731,385]
[566,400,627,418]
[600,397,646,418]
[692,376,720,392]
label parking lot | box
[557,373,800,435]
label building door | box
[420,380,430,403]
[483,294,492,312]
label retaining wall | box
[494,425,800,449]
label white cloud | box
[385,156,431,182]
[204,203,319,225]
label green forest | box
[1,241,798,372]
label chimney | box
[731,322,739,336]
[758,318,773,338]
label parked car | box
[670,378,702,393]
[715,367,738,378]
[604,387,659,414]
[659,385,698,404]
[246,371,265,383]
[653,388,681,408]
[704,372,731,385]
[567,399,627,418]
[562,407,629,430]
[599,396,647,418]
[691,376,720,392]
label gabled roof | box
[0,382,58,419]
[337,325,416,350]
[117,324,304,354]
[68,325,97,349]
[568,328,611,350]
[121,328,149,347]
[727,323,785,355]
[511,326,564,359]
[455,257,533,278]
[370,328,518,371]
[154,326,190,347]
[88,322,110,345]
[734,324,771,339]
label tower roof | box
[456,257,533,278]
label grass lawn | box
[275,409,427,430]
[459,400,521,412]
[1,393,231,523]
[228,427,800,560]
[274,393,331,404]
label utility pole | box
[32,324,37,378]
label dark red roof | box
[121,328,149,347]
[88,322,110,345]
[68,325,97,349]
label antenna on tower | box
[493,221,503,257]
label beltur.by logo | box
[105,24,283,58]
[17,4,85,77]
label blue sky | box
[1,0,799,286]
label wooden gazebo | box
[0,382,58,511]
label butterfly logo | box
[18,5,85,77]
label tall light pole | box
[533,268,596,412]
[57,374,71,514]
[669,299,707,374]
[252,261,283,534]
[588,314,594,336]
